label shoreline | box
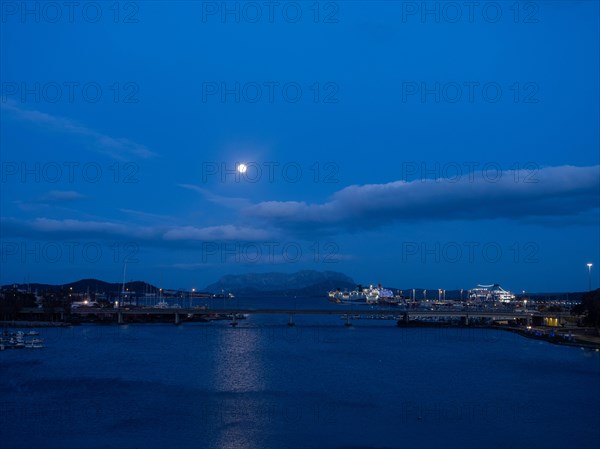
[396,321,600,350]
[497,325,600,350]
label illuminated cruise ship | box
[468,284,515,303]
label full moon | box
[237,163,247,173]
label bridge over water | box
[69,307,569,326]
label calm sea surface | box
[1,297,599,449]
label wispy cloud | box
[0,217,160,241]
[166,251,354,269]
[163,225,275,241]
[13,190,86,212]
[244,165,600,230]
[28,218,159,239]
[1,101,156,160]
[179,184,251,209]
[41,190,86,202]
[0,217,278,243]
[119,208,177,223]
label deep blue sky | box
[1,1,599,292]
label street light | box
[587,263,593,291]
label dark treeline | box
[572,289,600,334]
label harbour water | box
[1,297,599,449]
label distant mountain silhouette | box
[205,270,356,296]
[2,278,158,294]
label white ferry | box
[328,284,396,305]
[468,284,515,303]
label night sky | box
[1,1,598,292]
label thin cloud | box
[244,165,600,230]
[41,190,86,202]
[163,225,275,241]
[0,217,160,240]
[13,190,86,211]
[168,262,214,270]
[167,251,354,269]
[0,217,278,243]
[119,208,177,223]
[179,184,251,209]
[29,218,159,239]
[1,101,156,160]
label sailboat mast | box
[121,262,127,305]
